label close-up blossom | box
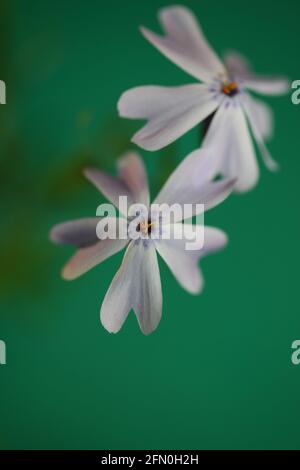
[118,5,289,192]
[50,150,234,334]
[2,0,299,454]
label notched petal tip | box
[61,254,94,282]
[83,166,96,179]
[131,132,161,152]
[267,159,280,173]
[159,4,189,13]
[49,223,76,246]
[219,232,229,250]
[185,280,205,296]
[117,91,129,117]
[138,321,160,336]
[61,266,76,282]
[49,226,60,244]
[100,309,126,335]
[61,253,93,281]
[139,25,158,42]
[234,179,259,194]
[117,87,147,119]
[101,322,120,335]
[117,150,139,167]
[276,78,290,94]
[141,330,155,337]
[203,227,229,255]
[83,167,101,189]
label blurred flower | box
[50,150,234,335]
[118,5,289,192]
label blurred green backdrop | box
[0,0,300,450]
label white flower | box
[50,150,234,335]
[118,5,289,192]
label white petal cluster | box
[51,5,288,335]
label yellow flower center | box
[139,220,154,235]
[222,81,239,97]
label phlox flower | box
[118,5,289,192]
[50,149,234,334]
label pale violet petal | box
[84,152,149,210]
[244,77,289,96]
[133,242,162,335]
[119,85,208,118]
[141,5,225,82]
[155,224,204,294]
[118,84,218,151]
[50,218,100,247]
[117,152,150,207]
[62,237,128,281]
[191,178,236,216]
[224,50,252,79]
[84,167,134,209]
[201,226,229,256]
[101,241,162,335]
[242,97,279,172]
[203,103,259,193]
[100,243,135,334]
[153,147,235,220]
[224,50,289,96]
[243,93,274,141]
[155,224,227,294]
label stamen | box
[138,219,154,235]
[222,81,239,97]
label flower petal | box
[154,147,235,219]
[154,147,217,205]
[225,50,289,96]
[155,224,227,294]
[224,50,251,79]
[100,243,135,334]
[133,242,162,335]
[243,93,273,141]
[192,178,236,215]
[244,77,289,96]
[101,241,162,335]
[242,97,279,172]
[62,237,128,281]
[155,225,204,294]
[141,5,225,82]
[201,226,229,256]
[84,152,149,209]
[117,152,150,206]
[50,218,100,247]
[84,167,133,209]
[203,103,259,193]
[118,84,218,151]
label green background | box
[0,0,299,450]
